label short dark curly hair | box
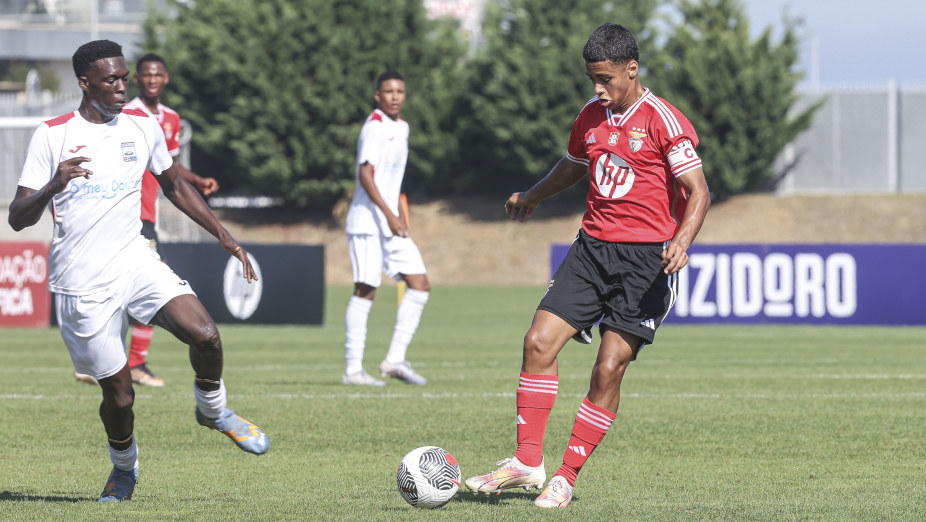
[376,70,404,90]
[72,40,123,78]
[136,52,167,73]
[582,23,639,65]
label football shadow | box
[0,490,85,503]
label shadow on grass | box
[452,490,543,505]
[0,490,85,503]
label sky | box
[742,0,926,88]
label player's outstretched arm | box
[175,158,219,196]
[9,156,93,231]
[505,157,587,222]
[661,167,710,275]
[156,164,257,282]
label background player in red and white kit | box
[8,40,268,502]
[342,70,430,387]
[119,53,219,387]
[465,24,711,508]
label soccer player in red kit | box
[465,23,711,508]
[121,53,219,387]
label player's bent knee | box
[522,330,557,363]
[190,323,221,352]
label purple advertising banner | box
[551,243,926,325]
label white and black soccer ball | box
[396,446,461,509]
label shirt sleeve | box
[357,120,384,169]
[17,124,54,191]
[655,106,702,178]
[147,117,174,176]
[164,113,181,158]
[566,108,590,166]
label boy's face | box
[585,59,638,113]
[374,79,406,120]
[135,60,169,102]
[80,56,129,122]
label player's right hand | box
[505,192,539,222]
[387,214,409,238]
[50,156,92,194]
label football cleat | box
[98,465,138,502]
[342,370,387,387]
[130,363,165,387]
[196,408,270,455]
[533,475,573,508]
[464,456,545,493]
[379,360,427,385]
[74,371,98,385]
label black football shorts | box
[538,229,678,346]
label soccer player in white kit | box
[7,40,269,502]
[342,70,430,386]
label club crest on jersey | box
[163,122,174,140]
[628,129,647,153]
[608,132,619,146]
[121,142,137,162]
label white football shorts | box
[348,233,427,288]
[56,253,195,379]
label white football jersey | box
[17,109,173,295]
[345,109,409,237]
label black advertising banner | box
[160,243,324,325]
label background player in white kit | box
[342,70,430,386]
[8,40,269,502]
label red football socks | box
[555,397,616,486]
[128,325,154,368]
[513,372,558,467]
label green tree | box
[647,0,822,198]
[451,0,660,195]
[142,0,465,207]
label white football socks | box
[385,288,429,364]
[194,378,227,419]
[108,435,138,473]
[345,295,373,375]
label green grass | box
[1,284,925,520]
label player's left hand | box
[224,243,258,283]
[196,177,219,197]
[661,241,689,275]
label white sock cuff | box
[402,288,429,304]
[194,378,227,419]
[108,435,138,472]
[349,295,374,310]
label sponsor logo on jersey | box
[517,415,526,425]
[628,129,647,153]
[608,132,619,146]
[69,145,87,154]
[121,142,137,162]
[586,133,597,144]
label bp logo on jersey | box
[593,153,635,199]
[223,252,263,320]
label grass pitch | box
[1,284,924,520]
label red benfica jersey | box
[123,98,181,224]
[566,88,702,243]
